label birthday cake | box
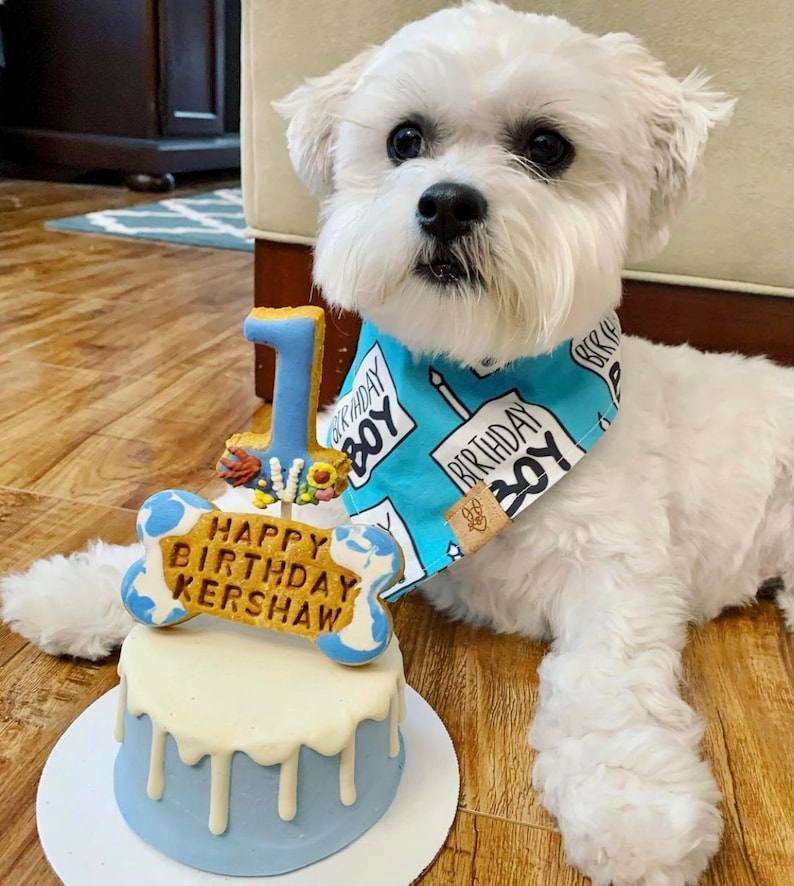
[113,307,408,875]
[114,617,406,875]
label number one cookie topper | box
[218,307,351,518]
[121,307,404,665]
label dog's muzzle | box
[415,181,487,286]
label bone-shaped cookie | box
[121,489,404,665]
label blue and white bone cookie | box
[121,489,404,666]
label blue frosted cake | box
[113,616,406,875]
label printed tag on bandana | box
[444,482,511,555]
[330,312,621,600]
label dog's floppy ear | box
[601,34,735,261]
[273,48,377,199]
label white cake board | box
[37,686,459,886]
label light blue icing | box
[139,490,212,538]
[114,711,405,876]
[123,490,215,627]
[227,312,338,505]
[243,313,316,479]
[317,526,403,666]
[120,561,185,627]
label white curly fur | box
[1,541,141,661]
[2,4,792,884]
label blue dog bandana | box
[328,312,621,600]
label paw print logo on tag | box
[461,497,487,533]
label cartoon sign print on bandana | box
[570,312,621,412]
[330,312,621,600]
[429,385,582,518]
[329,342,416,489]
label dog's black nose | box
[417,182,487,243]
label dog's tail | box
[0,540,140,660]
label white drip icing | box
[209,753,233,834]
[147,727,167,799]
[389,683,401,758]
[115,674,127,742]
[278,749,300,821]
[339,734,356,806]
[116,619,406,833]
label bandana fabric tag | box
[327,312,621,600]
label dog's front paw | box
[533,728,722,886]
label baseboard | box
[619,280,794,367]
[253,240,794,404]
[1,127,241,175]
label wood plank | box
[392,594,553,827]
[7,290,249,377]
[685,604,794,886]
[24,421,227,510]
[0,639,119,886]
[0,489,137,571]
[418,811,589,886]
[620,281,794,368]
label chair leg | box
[253,239,362,405]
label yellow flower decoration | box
[307,462,337,490]
[253,489,277,509]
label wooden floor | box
[0,178,791,885]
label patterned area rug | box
[45,188,253,251]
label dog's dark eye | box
[523,129,573,171]
[388,123,424,163]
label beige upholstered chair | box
[240,0,793,402]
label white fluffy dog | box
[3,3,793,884]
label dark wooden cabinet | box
[160,0,229,138]
[0,0,241,189]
